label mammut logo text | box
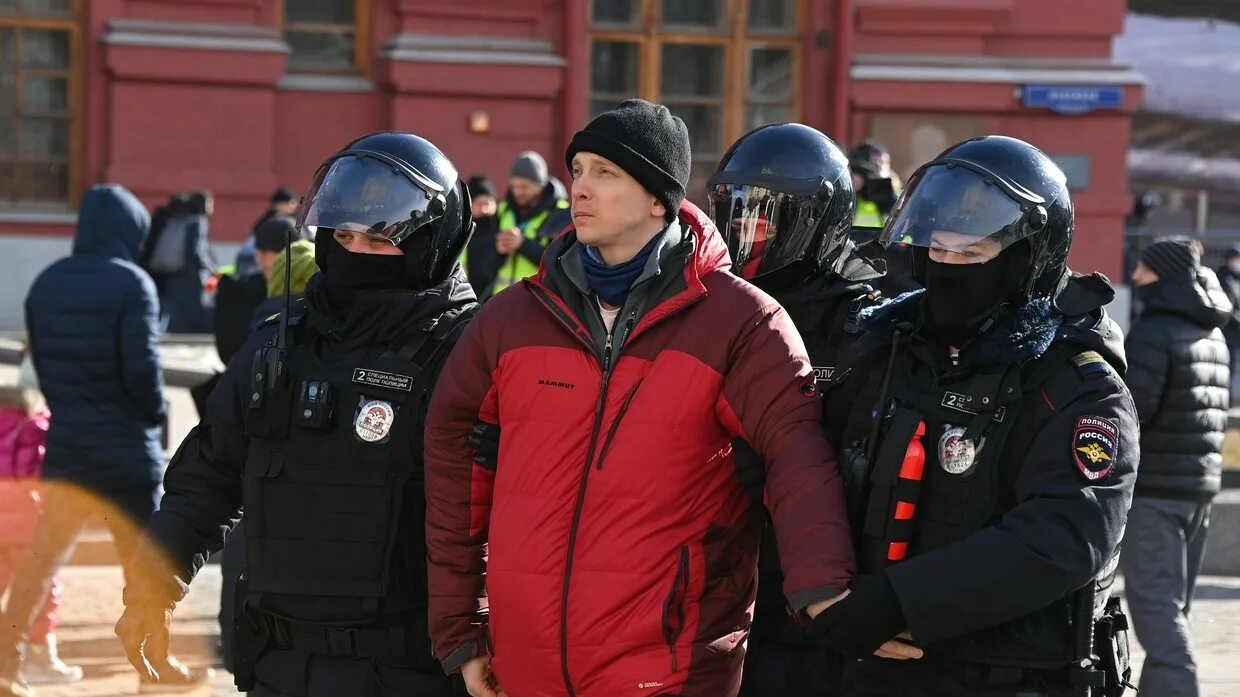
[538,379,575,390]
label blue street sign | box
[1022,85,1124,115]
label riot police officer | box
[707,122,906,697]
[808,135,1137,696]
[114,131,477,696]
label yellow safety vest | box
[854,198,885,229]
[489,198,570,292]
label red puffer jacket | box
[426,201,854,697]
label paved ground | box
[8,367,1240,695]
[32,564,232,696]
[17,564,1240,696]
[1118,575,1240,695]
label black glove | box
[115,598,174,683]
[731,438,765,509]
[468,421,500,470]
[806,574,907,658]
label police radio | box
[244,225,295,439]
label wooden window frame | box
[0,0,84,210]
[278,0,371,75]
[588,0,802,162]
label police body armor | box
[840,329,1131,692]
[235,304,471,678]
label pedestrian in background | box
[0,382,82,687]
[464,175,502,301]
[488,150,569,294]
[1122,236,1232,697]
[234,187,303,278]
[150,190,218,334]
[1,185,211,697]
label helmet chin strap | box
[957,301,1013,348]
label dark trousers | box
[842,657,1087,697]
[0,482,157,652]
[1118,496,1210,697]
[249,648,463,697]
[739,640,841,697]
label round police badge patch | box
[355,400,395,443]
[938,426,983,475]
[1073,415,1119,481]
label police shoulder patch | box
[1073,415,1119,481]
[1070,350,1110,379]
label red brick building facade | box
[0,0,1141,328]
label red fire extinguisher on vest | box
[885,420,926,563]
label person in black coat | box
[706,123,896,697]
[1120,236,1231,697]
[811,136,1138,696]
[251,186,299,238]
[156,190,218,334]
[463,175,501,301]
[213,215,298,367]
[1,186,211,697]
[114,132,474,697]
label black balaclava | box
[318,230,434,308]
[921,240,1031,347]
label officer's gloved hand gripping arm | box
[423,315,500,689]
[882,381,1137,648]
[115,330,254,679]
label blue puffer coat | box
[25,185,167,491]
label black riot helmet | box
[298,131,473,289]
[707,123,856,282]
[879,135,1073,303]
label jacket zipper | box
[555,340,612,697]
[662,546,691,673]
[526,284,694,696]
[595,378,643,470]
[528,286,614,697]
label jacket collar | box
[526,200,731,346]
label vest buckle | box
[325,627,357,657]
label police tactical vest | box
[241,308,471,616]
[844,337,1119,669]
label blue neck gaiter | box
[578,232,663,307]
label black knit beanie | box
[1141,236,1199,281]
[565,99,691,222]
[466,175,497,200]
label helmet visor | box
[708,183,831,279]
[298,152,447,246]
[878,163,1044,263]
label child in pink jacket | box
[0,384,82,685]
